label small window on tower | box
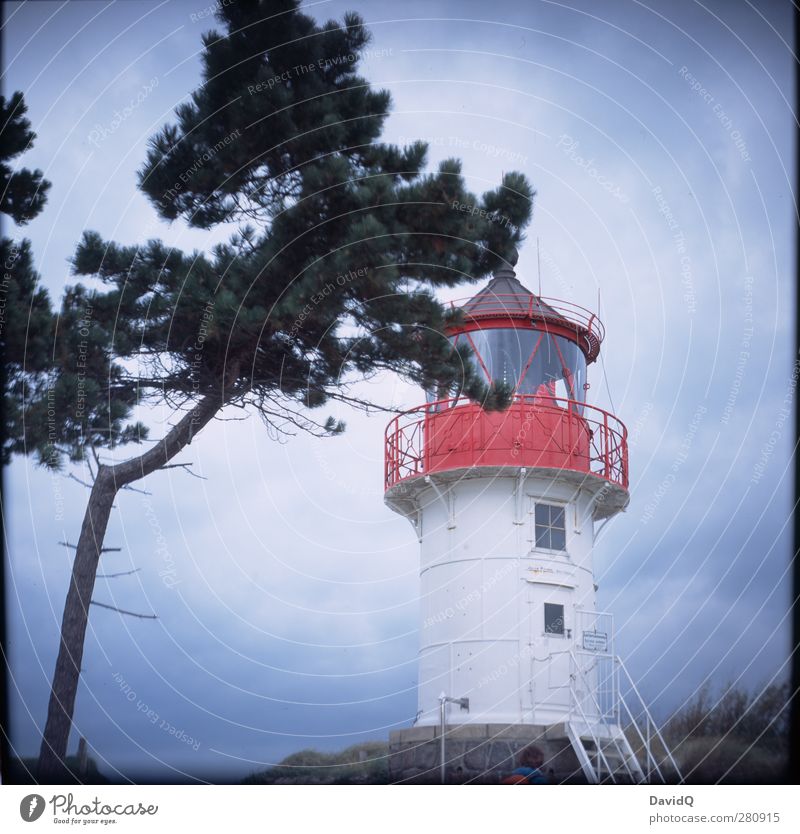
[544,603,565,636]
[534,503,566,551]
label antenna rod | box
[537,237,542,296]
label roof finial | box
[494,246,518,280]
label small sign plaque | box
[582,630,608,652]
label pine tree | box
[1,92,54,465]
[34,0,534,780]
[1,92,51,223]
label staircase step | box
[566,721,648,785]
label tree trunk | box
[36,392,225,782]
[36,468,117,782]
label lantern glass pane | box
[447,328,587,405]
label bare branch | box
[90,600,157,619]
[60,541,123,553]
[243,391,345,439]
[107,369,240,490]
[326,390,401,414]
[121,483,153,495]
[97,568,141,579]
[158,462,207,480]
[68,473,94,489]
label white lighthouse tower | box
[385,254,680,783]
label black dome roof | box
[461,264,563,321]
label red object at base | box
[502,774,531,784]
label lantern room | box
[440,262,599,405]
[384,258,628,514]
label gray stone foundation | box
[388,723,588,784]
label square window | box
[533,502,567,551]
[544,603,565,635]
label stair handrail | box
[616,656,684,783]
[569,650,640,783]
[618,691,667,783]
[567,679,615,783]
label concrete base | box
[388,723,586,784]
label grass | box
[243,741,390,784]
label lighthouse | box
[385,253,681,783]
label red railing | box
[450,294,605,345]
[385,395,628,491]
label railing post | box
[422,412,429,475]
[419,417,425,476]
[566,399,572,463]
[439,694,447,784]
[623,438,629,490]
[392,424,397,484]
[385,424,392,488]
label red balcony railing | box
[449,294,604,361]
[454,293,602,333]
[385,395,628,491]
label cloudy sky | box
[3,0,795,781]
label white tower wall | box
[406,469,605,726]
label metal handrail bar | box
[448,294,606,342]
[569,650,638,783]
[568,679,615,783]
[617,657,684,783]
[385,394,629,490]
[386,394,626,430]
[618,692,666,783]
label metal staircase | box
[566,722,644,783]
[566,649,683,784]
